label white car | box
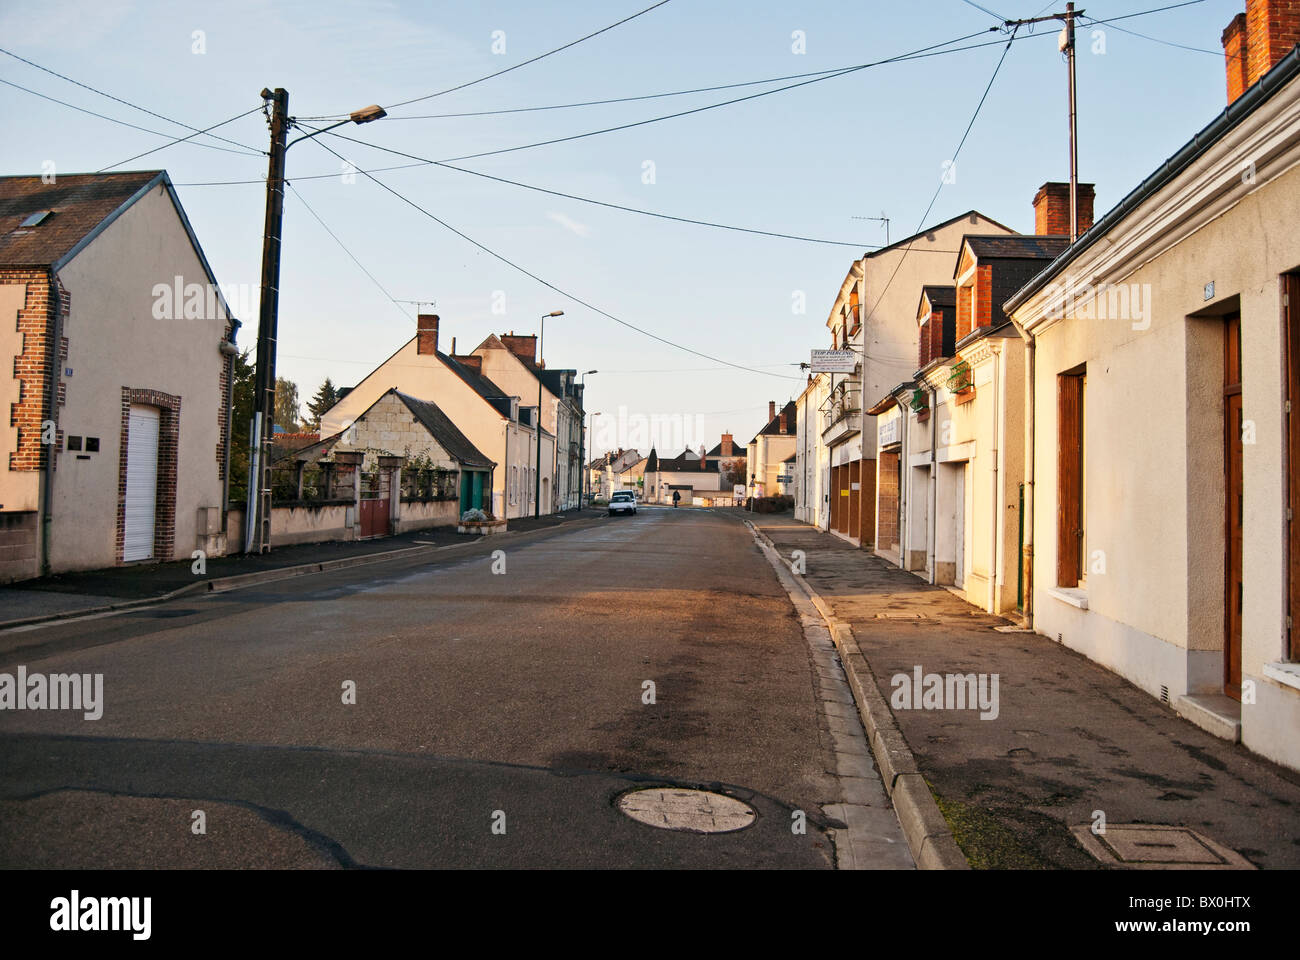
[608,491,638,516]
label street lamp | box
[579,370,597,506]
[245,89,386,554]
[535,310,564,518]
[587,411,603,504]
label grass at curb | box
[931,786,1051,870]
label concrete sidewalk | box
[749,512,1300,870]
[0,509,604,627]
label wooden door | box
[848,461,861,540]
[359,470,392,539]
[1287,274,1300,661]
[1224,313,1243,700]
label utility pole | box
[1001,5,1083,242]
[247,87,289,554]
[244,90,386,553]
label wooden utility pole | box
[247,87,289,554]
[1002,6,1083,242]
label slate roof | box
[0,171,162,267]
[394,391,495,468]
[752,400,797,441]
[960,235,1070,264]
[921,285,956,309]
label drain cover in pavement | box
[1070,824,1254,869]
[616,788,756,834]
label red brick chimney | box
[500,332,538,365]
[768,401,776,423]
[1033,182,1096,236]
[417,314,439,355]
[1223,1,1300,104]
[779,409,789,434]
[454,354,482,374]
[721,433,734,457]
[1224,14,1250,102]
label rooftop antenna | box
[852,214,890,247]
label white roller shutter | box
[123,405,160,561]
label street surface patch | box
[616,787,756,834]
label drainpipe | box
[1024,334,1036,630]
[39,272,65,577]
[928,381,938,585]
[989,346,1001,614]
[219,320,241,534]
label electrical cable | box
[97,105,265,171]
[0,45,264,153]
[306,135,803,382]
[0,77,264,158]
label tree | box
[274,376,301,434]
[720,458,746,488]
[306,377,338,430]
[228,349,255,502]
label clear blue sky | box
[1,0,1242,456]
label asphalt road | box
[0,506,874,869]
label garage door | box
[123,405,160,561]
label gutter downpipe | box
[989,344,1001,615]
[220,320,241,534]
[39,272,65,577]
[928,380,938,585]
[1024,333,1036,630]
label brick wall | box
[216,321,234,479]
[957,286,974,342]
[3,267,62,473]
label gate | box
[359,470,392,539]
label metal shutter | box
[123,405,160,561]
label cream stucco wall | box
[48,182,230,572]
[1011,99,1300,770]
[322,341,556,518]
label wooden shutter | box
[1057,373,1084,587]
[1288,274,1300,659]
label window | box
[1058,368,1086,587]
[67,436,82,451]
[85,437,99,452]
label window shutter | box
[1058,373,1084,587]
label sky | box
[0,0,1244,458]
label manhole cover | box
[1070,824,1255,870]
[616,788,756,834]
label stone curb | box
[0,514,606,632]
[744,518,970,870]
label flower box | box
[457,518,507,535]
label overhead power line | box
[306,136,801,382]
[0,77,264,158]
[300,129,876,248]
[857,25,1021,335]
[97,105,265,171]
[286,183,414,324]
[0,45,264,154]
[302,0,676,119]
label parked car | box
[608,491,637,516]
